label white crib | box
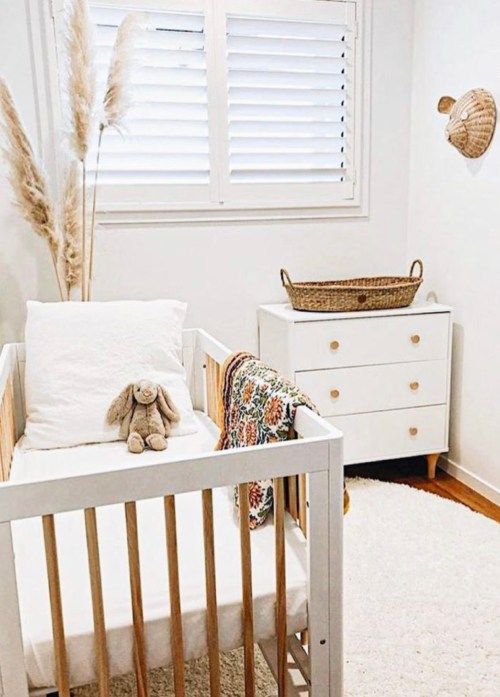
[0,328,343,697]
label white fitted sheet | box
[11,413,308,689]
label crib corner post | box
[308,433,344,697]
[0,522,29,697]
[307,467,331,697]
[328,436,344,697]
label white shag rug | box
[75,478,500,696]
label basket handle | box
[409,259,423,279]
[280,268,295,288]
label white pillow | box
[23,300,198,450]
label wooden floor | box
[348,457,500,523]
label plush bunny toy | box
[107,380,179,453]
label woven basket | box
[280,260,424,313]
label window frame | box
[35,0,372,222]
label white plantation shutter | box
[226,19,348,184]
[88,1,212,204]
[217,0,357,206]
[74,0,362,213]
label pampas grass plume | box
[87,11,141,300]
[0,79,59,255]
[102,13,142,129]
[0,78,66,299]
[67,0,95,160]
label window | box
[51,0,368,218]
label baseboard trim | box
[439,456,500,506]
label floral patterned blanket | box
[216,351,348,528]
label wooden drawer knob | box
[409,427,418,436]
[411,334,421,344]
[410,381,420,391]
[330,389,340,399]
[330,340,340,351]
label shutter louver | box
[89,5,209,186]
[225,14,350,186]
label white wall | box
[0,1,62,344]
[407,0,500,497]
[0,0,415,353]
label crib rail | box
[0,439,330,524]
[0,330,343,697]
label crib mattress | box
[10,413,308,689]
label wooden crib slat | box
[0,399,8,481]
[84,508,110,697]
[286,428,298,521]
[125,501,149,697]
[238,483,256,697]
[0,387,8,481]
[287,476,299,521]
[274,478,287,697]
[202,489,221,697]
[0,378,16,482]
[298,474,307,537]
[164,496,186,697]
[42,515,70,697]
[205,355,223,428]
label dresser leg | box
[426,453,440,479]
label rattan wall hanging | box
[438,88,497,158]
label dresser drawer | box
[293,313,449,370]
[328,405,448,465]
[296,360,448,417]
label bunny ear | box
[156,385,180,423]
[107,384,135,424]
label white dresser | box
[258,302,453,478]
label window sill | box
[97,201,369,226]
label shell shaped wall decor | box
[437,88,497,158]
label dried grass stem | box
[0,78,66,300]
